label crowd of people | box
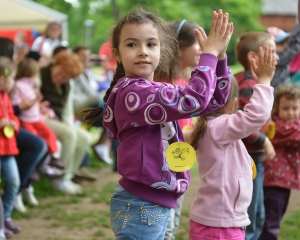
[0,19,119,239]
[1,2,300,240]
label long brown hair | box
[16,58,39,80]
[190,76,239,149]
[82,7,178,124]
[154,20,199,84]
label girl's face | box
[113,23,161,81]
[51,65,71,84]
[278,96,300,123]
[0,72,15,92]
[48,23,61,40]
[179,41,201,69]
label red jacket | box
[0,92,19,156]
[264,115,300,190]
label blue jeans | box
[0,156,20,218]
[110,184,170,240]
[15,128,48,189]
[246,162,265,240]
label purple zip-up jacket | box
[103,53,231,208]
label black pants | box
[258,186,290,240]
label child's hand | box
[263,137,276,161]
[8,120,18,130]
[250,45,276,86]
[194,9,234,57]
[19,97,37,111]
[0,118,9,129]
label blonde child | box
[10,57,65,211]
[83,8,233,239]
[189,45,276,240]
[234,32,278,240]
[155,19,202,240]
[10,58,64,169]
[259,83,300,240]
[0,57,21,238]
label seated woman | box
[40,51,92,195]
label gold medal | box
[166,142,196,172]
[251,157,257,179]
[3,126,14,138]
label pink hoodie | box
[190,84,273,228]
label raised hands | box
[194,10,234,58]
[250,45,276,86]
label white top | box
[31,36,68,56]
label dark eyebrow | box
[123,37,159,42]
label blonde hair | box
[235,32,274,70]
[16,58,39,79]
[272,83,300,116]
[190,76,239,149]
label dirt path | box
[12,168,300,240]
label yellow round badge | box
[251,157,257,180]
[3,126,14,139]
[166,142,196,172]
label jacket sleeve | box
[208,85,273,145]
[200,56,231,115]
[115,54,231,127]
[242,131,266,148]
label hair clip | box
[4,68,9,77]
[99,102,107,109]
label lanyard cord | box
[0,94,9,119]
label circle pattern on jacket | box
[144,103,167,125]
[103,105,113,122]
[178,96,200,114]
[125,91,141,114]
[158,86,179,106]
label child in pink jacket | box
[189,45,276,240]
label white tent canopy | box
[0,0,68,39]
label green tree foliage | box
[33,0,265,64]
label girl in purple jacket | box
[84,8,233,240]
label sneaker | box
[4,218,21,233]
[41,165,65,179]
[4,228,13,239]
[51,179,82,195]
[75,167,97,181]
[92,144,113,164]
[48,157,65,170]
[68,180,83,194]
[14,193,27,213]
[22,185,39,206]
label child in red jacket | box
[0,57,22,238]
[259,83,300,239]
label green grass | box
[229,63,243,75]
[279,208,300,239]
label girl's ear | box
[112,48,121,62]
